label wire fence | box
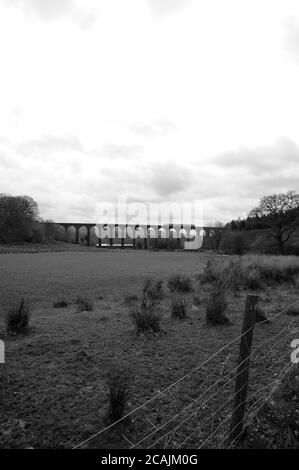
[72,299,299,450]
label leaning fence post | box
[228,294,258,444]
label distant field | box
[0,250,212,307]
[0,250,298,449]
[0,241,100,254]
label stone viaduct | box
[45,223,215,249]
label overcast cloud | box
[0,0,299,224]
[283,16,299,61]
[0,0,99,28]
[147,0,195,19]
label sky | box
[0,0,299,224]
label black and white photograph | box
[0,0,299,458]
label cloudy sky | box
[0,0,299,223]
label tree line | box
[0,191,298,253]
[226,191,299,254]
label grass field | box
[0,250,298,448]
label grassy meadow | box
[0,249,298,448]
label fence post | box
[228,294,258,444]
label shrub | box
[76,295,93,312]
[197,260,220,284]
[107,366,129,422]
[5,298,31,334]
[206,287,230,325]
[157,238,170,250]
[141,278,164,303]
[197,256,299,295]
[136,238,144,250]
[53,299,68,308]
[131,298,161,335]
[167,273,193,293]
[231,232,248,255]
[258,264,299,284]
[221,231,248,255]
[171,294,187,320]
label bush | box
[208,256,299,292]
[27,224,44,243]
[131,298,161,335]
[157,238,170,250]
[107,366,129,422]
[221,231,248,255]
[171,294,187,320]
[76,295,93,312]
[258,264,299,284]
[167,273,193,293]
[206,287,230,325]
[141,278,164,303]
[136,238,144,250]
[284,244,299,256]
[198,260,220,284]
[53,299,68,308]
[5,298,31,334]
[232,232,248,255]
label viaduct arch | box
[43,223,214,249]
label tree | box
[210,221,226,253]
[249,191,299,254]
[0,194,39,242]
[41,219,56,240]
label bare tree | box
[249,190,299,254]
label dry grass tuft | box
[167,273,193,293]
[141,278,164,302]
[75,295,93,312]
[131,297,161,335]
[107,365,129,422]
[171,294,187,320]
[53,299,68,308]
[5,298,31,334]
[206,286,230,326]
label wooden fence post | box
[228,294,258,444]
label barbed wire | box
[226,362,294,449]
[72,318,260,449]
[132,314,298,448]
[72,299,299,449]
[152,315,298,448]
[178,346,293,450]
